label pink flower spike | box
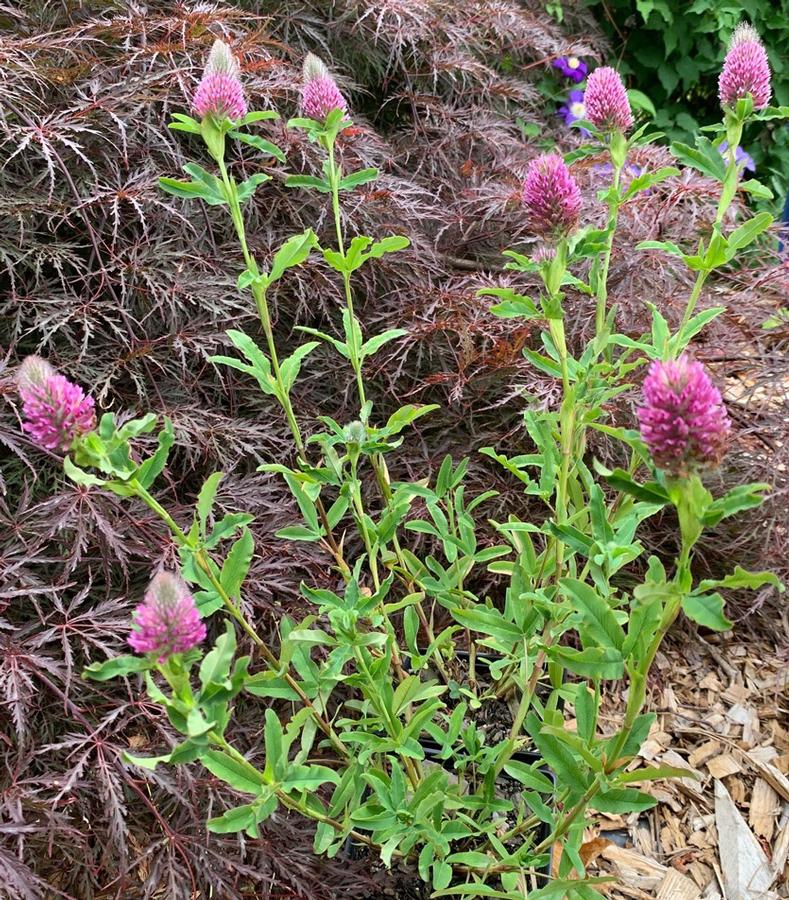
[718,23,771,111]
[18,355,96,454]
[522,153,582,238]
[128,572,207,663]
[584,67,633,132]
[192,71,247,121]
[637,355,730,477]
[301,53,347,122]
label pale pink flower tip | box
[18,355,96,454]
[193,71,247,121]
[718,23,771,111]
[128,572,207,663]
[522,153,582,238]
[637,355,730,477]
[584,66,633,131]
[300,53,347,121]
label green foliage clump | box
[583,0,789,200]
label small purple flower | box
[18,355,96,453]
[584,66,633,132]
[128,572,207,663]
[558,90,588,133]
[719,23,771,111]
[637,355,730,477]
[522,153,582,239]
[718,140,756,172]
[192,40,247,121]
[553,56,588,83]
[301,53,347,122]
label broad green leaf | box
[83,655,150,681]
[196,472,224,539]
[547,645,625,680]
[727,211,773,252]
[220,528,254,598]
[682,593,732,631]
[561,578,625,650]
[199,621,236,693]
[338,167,378,190]
[268,230,317,284]
[502,759,554,793]
[202,748,266,795]
[590,787,656,814]
[228,130,285,161]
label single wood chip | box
[745,750,789,803]
[749,778,779,841]
[714,779,774,899]
[655,868,701,900]
[706,753,742,779]
[601,844,667,890]
[690,739,722,768]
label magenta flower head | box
[584,67,633,132]
[192,39,247,121]
[18,355,96,454]
[553,56,588,84]
[301,53,348,122]
[522,153,582,239]
[718,23,771,112]
[128,572,206,662]
[637,355,730,477]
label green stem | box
[595,161,623,347]
[217,158,348,574]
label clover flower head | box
[193,72,247,121]
[522,153,582,238]
[637,355,730,476]
[719,23,771,111]
[128,572,207,662]
[18,355,96,453]
[718,140,756,172]
[192,41,246,121]
[553,56,588,83]
[204,39,240,79]
[584,66,632,131]
[301,53,347,121]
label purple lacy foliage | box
[638,355,731,476]
[718,23,771,111]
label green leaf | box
[263,708,285,781]
[228,130,285,161]
[64,456,106,487]
[591,788,656,814]
[682,593,732,631]
[282,764,340,791]
[159,176,226,205]
[199,622,237,693]
[739,179,774,201]
[702,482,770,526]
[502,760,554,793]
[202,748,267,795]
[338,167,378,190]
[527,716,589,795]
[451,607,524,644]
[236,173,272,204]
[206,803,258,834]
[546,646,625,680]
[205,512,254,548]
[268,230,317,284]
[670,137,726,181]
[280,341,319,393]
[220,528,254,598]
[360,328,407,359]
[621,166,679,201]
[696,565,782,595]
[285,174,332,193]
[83,655,150,681]
[135,421,174,489]
[726,211,773,252]
[561,578,625,650]
[384,404,439,435]
[196,472,224,539]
